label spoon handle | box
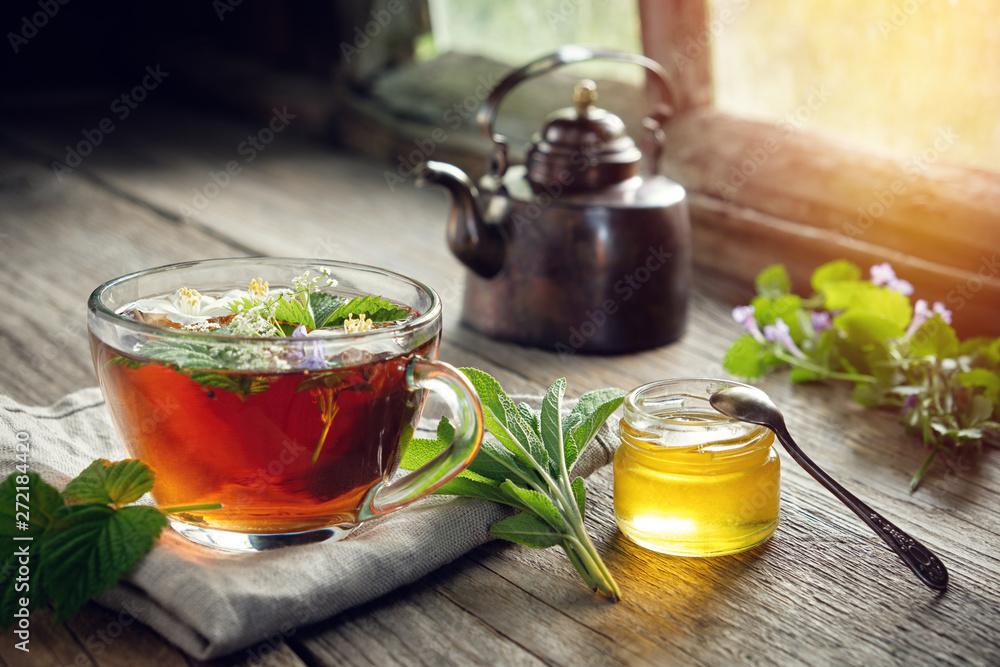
[772,422,949,591]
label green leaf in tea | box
[318,295,410,327]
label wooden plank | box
[639,0,714,112]
[2,108,998,665]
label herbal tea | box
[90,268,437,534]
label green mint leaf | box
[754,264,791,297]
[540,378,566,473]
[272,293,315,329]
[63,459,154,507]
[820,281,912,330]
[466,438,531,482]
[562,389,624,470]
[811,259,861,291]
[909,316,959,358]
[40,504,167,621]
[309,292,347,329]
[499,481,564,530]
[571,477,586,515]
[959,369,1000,403]
[490,511,562,549]
[319,295,409,327]
[723,334,777,379]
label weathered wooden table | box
[0,104,996,667]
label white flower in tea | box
[130,287,244,326]
[343,313,374,334]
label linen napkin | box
[0,388,618,660]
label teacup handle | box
[358,357,483,519]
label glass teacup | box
[88,258,483,551]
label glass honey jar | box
[614,379,780,556]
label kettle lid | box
[526,80,641,193]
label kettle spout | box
[417,161,505,278]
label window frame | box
[638,0,1000,335]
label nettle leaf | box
[309,292,347,329]
[754,264,791,297]
[909,316,959,359]
[563,389,624,470]
[40,504,167,621]
[320,295,409,327]
[820,281,911,330]
[723,334,779,379]
[63,460,154,507]
[272,294,315,329]
[490,512,561,549]
[138,339,243,371]
[811,259,861,292]
[185,372,272,397]
[540,378,566,472]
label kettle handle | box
[477,45,676,179]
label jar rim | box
[623,378,770,447]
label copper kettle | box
[418,46,691,354]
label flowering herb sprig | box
[724,260,999,491]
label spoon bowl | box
[710,385,949,592]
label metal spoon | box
[710,385,949,591]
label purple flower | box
[810,310,832,333]
[870,262,914,295]
[732,305,765,342]
[905,299,953,338]
[870,262,896,286]
[902,394,918,410]
[291,325,327,369]
[763,318,806,359]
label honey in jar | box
[614,379,780,556]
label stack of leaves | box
[0,460,218,622]
[402,368,625,599]
[723,260,999,490]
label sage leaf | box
[540,378,566,473]
[563,388,625,469]
[499,481,565,531]
[571,477,586,515]
[490,512,561,549]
